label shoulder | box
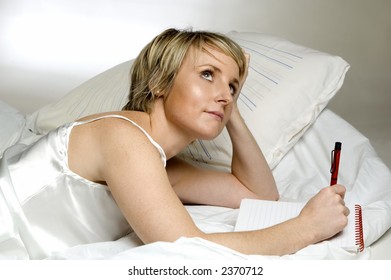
[69,113,163,182]
[87,115,160,160]
[99,117,156,153]
[74,112,152,146]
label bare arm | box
[168,109,278,209]
[226,52,278,201]
[168,52,278,208]
[86,120,348,256]
[226,105,278,201]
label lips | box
[207,111,224,121]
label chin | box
[198,129,223,140]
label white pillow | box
[179,31,350,169]
[26,31,349,169]
[26,60,134,134]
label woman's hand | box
[232,50,250,106]
[298,184,350,243]
[224,50,279,202]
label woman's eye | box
[229,84,237,96]
[201,70,213,81]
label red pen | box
[330,142,342,185]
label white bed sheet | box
[1,100,390,260]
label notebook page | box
[327,206,356,250]
[234,199,358,251]
[234,199,304,231]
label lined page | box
[235,199,304,231]
[234,199,358,252]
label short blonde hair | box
[123,28,246,113]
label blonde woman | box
[0,28,349,259]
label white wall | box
[0,0,390,130]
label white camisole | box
[0,115,166,259]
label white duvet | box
[1,100,390,260]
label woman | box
[0,28,349,259]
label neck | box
[148,98,195,159]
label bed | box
[1,31,390,260]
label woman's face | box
[164,45,240,140]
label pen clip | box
[330,149,335,173]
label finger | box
[332,184,346,198]
[241,48,248,56]
[241,49,250,65]
[244,51,250,60]
[241,54,250,83]
[344,206,350,216]
[245,53,250,65]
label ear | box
[155,90,163,97]
[148,80,163,98]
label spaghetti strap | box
[74,115,167,166]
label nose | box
[216,83,233,105]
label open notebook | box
[234,199,364,253]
